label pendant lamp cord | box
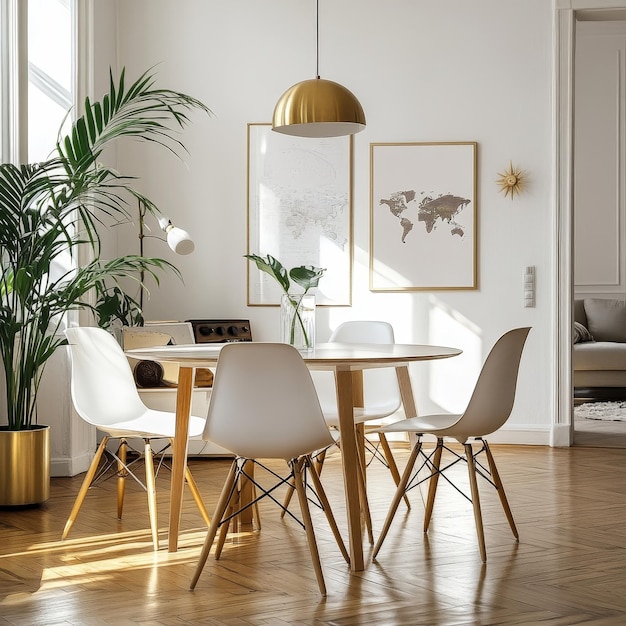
[315,0,320,79]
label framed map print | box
[369,142,477,291]
[247,123,353,306]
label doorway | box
[571,10,626,448]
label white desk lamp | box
[157,216,195,255]
[137,201,195,309]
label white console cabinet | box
[119,322,232,457]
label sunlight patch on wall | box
[369,257,409,291]
[428,297,482,414]
[318,234,349,303]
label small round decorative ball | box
[134,360,164,387]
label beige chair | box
[63,327,210,550]
[372,327,531,562]
[189,342,349,596]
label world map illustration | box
[280,188,348,247]
[379,190,471,243]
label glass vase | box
[280,293,316,351]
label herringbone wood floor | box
[1,442,626,625]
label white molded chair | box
[282,320,409,542]
[63,326,210,550]
[189,342,349,597]
[314,321,409,499]
[320,320,402,427]
[372,327,531,562]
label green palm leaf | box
[0,67,210,430]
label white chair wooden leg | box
[378,433,411,509]
[184,466,211,526]
[215,503,235,560]
[373,439,422,559]
[483,440,518,540]
[281,481,295,518]
[116,438,127,519]
[281,447,327,518]
[424,438,444,532]
[144,440,159,551]
[293,458,326,597]
[252,485,262,531]
[465,442,486,562]
[314,448,326,475]
[355,439,374,545]
[169,438,211,527]
[190,461,238,590]
[306,456,350,565]
[62,437,109,540]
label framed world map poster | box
[247,123,353,306]
[369,142,477,291]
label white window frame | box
[1,0,91,164]
[0,0,27,164]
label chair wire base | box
[90,438,172,493]
[190,454,349,596]
[62,436,210,551]
[373,436,519,563]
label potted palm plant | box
[0,68,210,506]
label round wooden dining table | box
[125,341,462,571]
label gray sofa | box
[574,298,626,396]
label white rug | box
[574,401,626,421]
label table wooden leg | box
[335,367,365,571]
[396,365,419,447]
[168,365,193,552]
[237,459,256,531]
[396,365,417,418]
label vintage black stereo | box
[187,319,253,344]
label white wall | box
[39,347,95,477]
[84,0,553,444]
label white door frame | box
[554,1,626,446]
[554,4,575,447]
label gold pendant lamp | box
[272,0,366,138]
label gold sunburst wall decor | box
[496,161,526,199]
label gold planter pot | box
[0,425,50,506]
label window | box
[0,0,75,163]
[1,0,79,324]
[0,4,4,157]
[0,0,18,163]
[27,0,73,161]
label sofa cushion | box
[573,341,626,371]
[573,321,593,344]
[583,298,626,342]
[574,299,588,327]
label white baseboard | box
[382,425,553,446]
[51,452,93,478]
[549,422,573,447]
[486,426,551,446]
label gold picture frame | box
[370,141,478,291]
